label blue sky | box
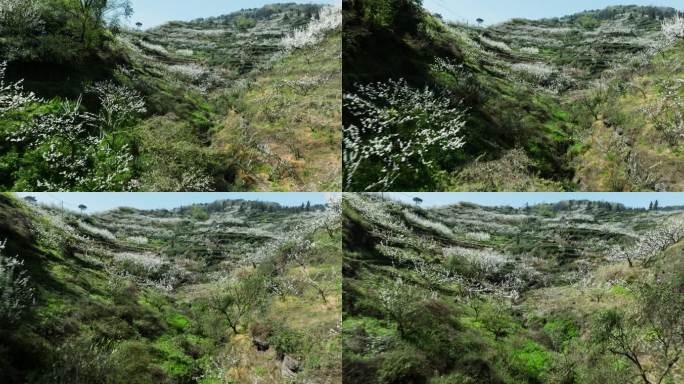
[384,192,684,209]
[424,0,684,25]
[15,193,328,213]
[125,0,339,29]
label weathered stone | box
[281,355,300,378]
[252,336,269,351]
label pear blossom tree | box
[0,61,39,115]
[661,12,684,44]
[281,5,341,51]
[0,239,34,326]
[343,78,467,191]
[609,216,684,267]
[0,0,43,35]
[86,81,146,136]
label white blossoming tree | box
[281,5,341,51]
[86,81,146,136]
[662,12,684,44]
[0,61,38,116]
[343,78,467,191]
[0,239,34,326]
[1,71,144,190]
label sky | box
[384,192,684,209]
[125,0,339,29]
[15,193,329,213]
[424,0,684,26]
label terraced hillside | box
[0,194,341,383]
[343,193,684,383]
[0,2,341,191]
[343,2,684,191]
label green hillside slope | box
[0,2,341,191]
[0,194,341,383]
[343,1,684,191]
[343,193,684,383]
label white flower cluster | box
[430,57,464,75]
[519,47,540,55]
[511,62,554,83]
[113,252,164,274]
[138,40,169,55]
[111,251,185,291]
[166,63,206,81]
[126,236,148,245]
[444,246,508,276]
[8,97,95,145]
[0,239,34,325]
[0,0,43,35]
[465,232,491,241]
[662,12,684,44]
[77,221,116,241]
[278,74,324,95]
[86,81,146,132]
[403,209,453,238]
[0,61,39,115]
[344,78,467,190]
[281,5,341,51]
[244,201,340,265]
[609,215,684,266]
[479,35,511,52]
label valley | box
[343,193,684,383]
[0,193,342,383]
[0,1,341,192]
[343,2,684,191]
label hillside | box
[343,193,684,383]
[343,1,684,191]
[0,194,341,383]
[0,1,341,191]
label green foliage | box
[233,14,256,31]
[507,340,551,382]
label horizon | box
[14,192,331,213]
[423,0,684,26]
[383,192,684,209]
[125,0,340,29]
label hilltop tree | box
[22,196,37,204]
[78,204,87,214]
[476,18,484,26]
[74,0,134,47]
[413,197,423,206]
[135,21,142,29]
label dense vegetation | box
[343,0,684,191]
[0,193,341,383]
[343,193,683,383]
[0,1,341,191]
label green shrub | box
[377,345,430,384]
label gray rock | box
[281,355,300,378]
[252,336,269,351]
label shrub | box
[0,239,34,326]
[377,345,430,384]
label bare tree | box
[209,274,265,334]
